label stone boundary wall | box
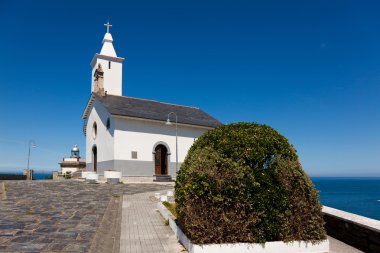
[0,174,27,180]
[322,206,380,253]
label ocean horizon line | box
[1,170,380,179]
[0,170,54,174]
[311,176,380,179]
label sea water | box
[32,172,52,180]
[0,171,52,180]
[311,177,380,221]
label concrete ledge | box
[121,176,154,183]
[158,202,329,253]
[323,206,380,253]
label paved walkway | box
[120,190,186,253]
[0,180,171,252]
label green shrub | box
[175,122,326,244]
[162,201,177,217]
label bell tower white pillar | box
[90,20,124,96]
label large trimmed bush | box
[175,122,326,244]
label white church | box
[82,21,221,181]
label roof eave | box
[112,114,219,130]
[81,93,97,120]
[90,53,125,67]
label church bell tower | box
[90,20,124,96]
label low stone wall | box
[322,206,380,253]
[0,174,27,180]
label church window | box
[92,122,97,139]
[108,61,111,69]
[131,151,138,159]
[106,118,111,130]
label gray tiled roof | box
[95,94,222,128]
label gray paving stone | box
[10,235,38,243]
[0,180,171,252]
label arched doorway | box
[154,144,168,175]
[92,145,97,173]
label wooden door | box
[155,147,161,175]
[154,145,168,175]
[92,146,97,173]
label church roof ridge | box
[106,94,200,110]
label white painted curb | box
[157,202,329,253]
[86,173,99,181]
[104,170,122,179]
[81,171,95,179]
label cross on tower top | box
[104,18,112,33]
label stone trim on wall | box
[322,206,380,253]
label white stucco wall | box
[62,167,78,174]
[91,58,122,96]
[85,99,115,170]
[84,103,214,176]
[113,116,208,162]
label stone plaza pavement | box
[0,180,173,252]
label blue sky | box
[0,0,379,176]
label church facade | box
[82,22,221,180]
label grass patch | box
[162,201,177,218]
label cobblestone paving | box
[0,180,171,253]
